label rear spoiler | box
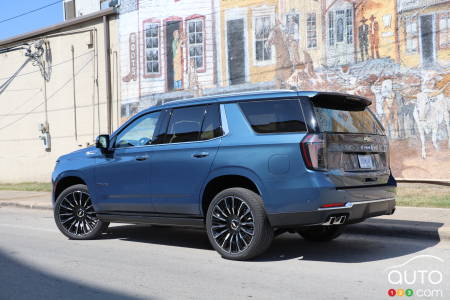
[308,92,372,111]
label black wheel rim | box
[210,196,255,254]
[58,190,99,236]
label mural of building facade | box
[119,0,450,180]
[119,0,218,116]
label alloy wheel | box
[57,190,99,236]
[210,195,255,254]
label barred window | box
[286,13,300,41]
[144,23,160,74]
[439,12,450,48]
[346,9,353,44]
[336,10,345,43]
[307,13,317,48]
[328,12,335,46]
[255,15,272,61]
[187,18,204,69]
[405,17,418,53]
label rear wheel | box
[298,226,345,242]
[54,184,109,240]
[206,188,273,260]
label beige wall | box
[0,16,120,182]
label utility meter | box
[38,122,51,152]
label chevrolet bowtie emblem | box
[363,136,373,143]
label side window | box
[239,99,307,133]
[151,109,171,144]
[114,111,161,148]
[166,105,206,143]
[200,104,223,140]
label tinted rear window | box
[239,99,306,133]
[313,105,383,135]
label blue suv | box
[52,90,396,260]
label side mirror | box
[96,135,110,150]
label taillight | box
[320,203,346,208]
[300,134,326,170]
[386,141,390,168]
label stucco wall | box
[0,15,120,182]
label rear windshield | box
[313,105,383,135]
[239,99,307,134]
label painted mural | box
[118,0,450,180]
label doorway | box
[420,15,435,65]
[227,19,245,85]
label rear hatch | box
[301,93,390,188]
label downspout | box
[103,15,113,135]
[71,45,78,140]
[114,50,120,128]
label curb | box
[0,202,52,210]
[346,221,450,242]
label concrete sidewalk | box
[0,190,449,241]
[0,190,52,210]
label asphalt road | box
[0,207,449,300]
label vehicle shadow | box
[103,224,212,250]
[102,220,442,263]
[0,250,147,300]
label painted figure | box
[358,17,369,62]
[187,57,203,97]
[369,15,380,59]
[172,30,185,90]
[267,18,292,88]
[380,80,399,138]
[413,72,450,159]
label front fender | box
[52,170,92,203]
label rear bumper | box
[267,198,395,228]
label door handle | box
[192,152,209,158]
[135,155,149,161]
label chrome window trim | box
[220,103,229,135]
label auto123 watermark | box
[385,255,446,298]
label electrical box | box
[38,122,51,152]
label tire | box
[206,188,273,260]
[54,184,109,240]
[298,225,345,242]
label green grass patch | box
[396,183,450,208]
[0,182,448,208]
[0,182,52,192]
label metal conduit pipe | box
[103,15,112,135]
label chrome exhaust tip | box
[322,215,347,226]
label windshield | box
[313,106,384,135]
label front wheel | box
[54,184,109,240]
[206,188,273,260]
[298,225,345,242]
